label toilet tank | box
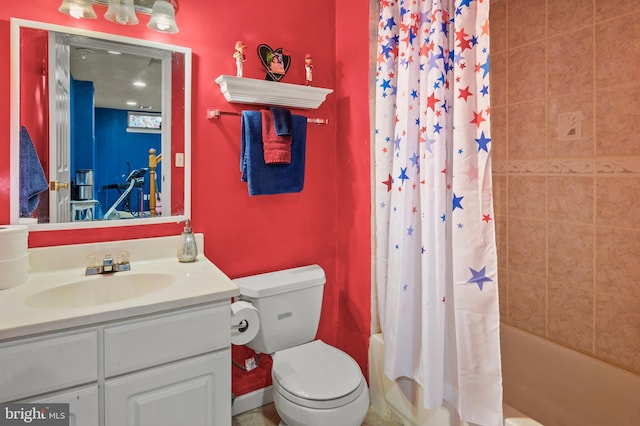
[233,265,326,354]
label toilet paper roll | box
[0,225,29,261]
[0,253,29,290]
[230,301,260,346]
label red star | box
[419,43,430,57]
[426,92,440,111]
[481,19,490,36]
[382,174,392,192]
[458,86,473,101]
[482,214,492,223]
[470,110,486,127]
[458,37,472,52]
[455,29,469,42]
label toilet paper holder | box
[231,319,249,332]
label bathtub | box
[369,324,640,425]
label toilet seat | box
[272,340,365,409]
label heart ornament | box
[257,44,290,81]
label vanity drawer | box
[0,331,98,401]
[104,303,230,377]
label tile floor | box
[232,403,402,426]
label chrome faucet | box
[85,252,131,275]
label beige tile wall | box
[491,0,640,375]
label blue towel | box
[19,126,48,217]
[241,111,306,196]
[270,107,292,136]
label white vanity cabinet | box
[0,302,232,426]
[103,302,231,426]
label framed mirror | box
[10,18,191,231]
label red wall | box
[0,0,371,397]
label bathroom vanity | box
[0,235,239,426]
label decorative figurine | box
[304,54,313,86]
[234,41,246,77]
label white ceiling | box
[69,40,163,112]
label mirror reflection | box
[12,19,190,229]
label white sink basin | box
[26,273,175,309]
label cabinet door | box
[105,350,231,426]
[31,385,99,426]
[0,331,97,401]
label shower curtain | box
[374,1,502,425]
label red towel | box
[261,110,292,164]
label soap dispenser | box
[177,219,198,262]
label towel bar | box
[207,108,328,125]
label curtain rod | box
[206,109,328,125]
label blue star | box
[480,85,489,96]
[425,137,436,153]
[394,136,402,151]
[428,52,440,70]
[385,17,396,30]
[407,225,414,236]
[441,99,449,113]
[476,131,491,152]
[467,266,493,291]
[480,55,490,78]
[452,193,464,211]
[398,167,409,184]
[409,152,420,168]
[409,28,417,45]
[381,79,392,91]
[411,89,418,99]
[433,122,443,133]
[381,42,394,58]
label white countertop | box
[0,234,239,341]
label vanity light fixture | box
[133,80,147,87]
[147,1,179,34]
[58,0,179,34]
[104,0,139,25]
[58,0,97,19]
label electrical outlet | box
[175,152,184,167]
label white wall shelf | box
[215,75,333,110]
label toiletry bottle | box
[177,219,198,262]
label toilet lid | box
[272,340,362,401]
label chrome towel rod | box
[206,109,328,125]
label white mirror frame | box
[9,18,191,231]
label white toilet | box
[233,264,370,426]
